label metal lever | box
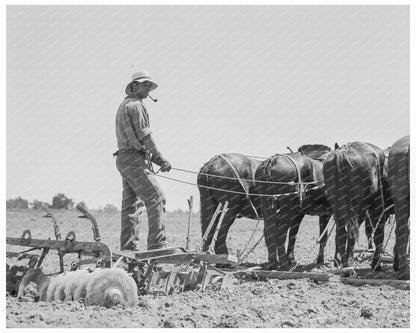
[41,204,61,240]
[76,204,101,242]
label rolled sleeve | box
[127,102,152,141]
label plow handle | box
[76,204,101,242]
[210,201,229,252]
[186,196,193,251]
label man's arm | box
[142,134,172,172]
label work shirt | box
[115,94,152,150]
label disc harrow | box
[6,203,239,307]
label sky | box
[6,4,410,211]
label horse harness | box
[275,154,307,207]
[218,154,261,220]
[339,143,386,212]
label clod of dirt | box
[161,320,176,328]
[281,320,295,328]
[286,282,297,290]
[360,307,373,319]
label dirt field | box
[6,209,410,328]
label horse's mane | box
[336,145,356,172]
[298,144,331,160]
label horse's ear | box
[334,142,340,150]
[287,146,294,153]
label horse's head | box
[298,144,332,162]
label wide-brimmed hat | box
[125,70,158,93]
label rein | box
[154,172,323,198]
[172,167,324,186]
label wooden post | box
[186,196,193,251]
[145,271,160,293]
[327,267,357,276]
[246,270,335,282]
[236,249,242,263]
[340,277,410,290]
[182,270,197,292]
[317,218,335,243]
[164,271,179,295]
[201,202,223,249]
[200,263,213,291]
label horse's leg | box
[276,198,296,271]
[276,214,289,270]
[393,243,399,272]
[316,215,331,265]
[370,214,386,271]
[369,195,387,271]
[346,230,357,267]
[286,212,305,266]
[262,197,279,269]
[364,215,374,250]
[334,221,347,268]
[214,209,237,255]
[394,204,410,280]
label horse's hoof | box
[278,264,290,271]
[263,262,279,271]
[372,265,382,272]
[333,258,342,268]
[371,260,382,272]
[314,262,326,269]
[398,270,410,280]
[340,268,357,278]
[288,260,297,266]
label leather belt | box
[113,149,147,156]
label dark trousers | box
[116,151,167,250]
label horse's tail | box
[335,147,360,240]
[367,143,387,216]
[197,160,218,250]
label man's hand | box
[160,160,172,172]
[151,154,172,172]
[143,135,172,172]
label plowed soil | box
[6,209,410,328]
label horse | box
[197,153,263,254]
[387,136,410,280]
[323,142,389,271]
[254,144,333,270]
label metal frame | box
[6,202,238,293]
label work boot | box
[147,243,167,251]
[122,236,140,252]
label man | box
[114,70,171,251]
